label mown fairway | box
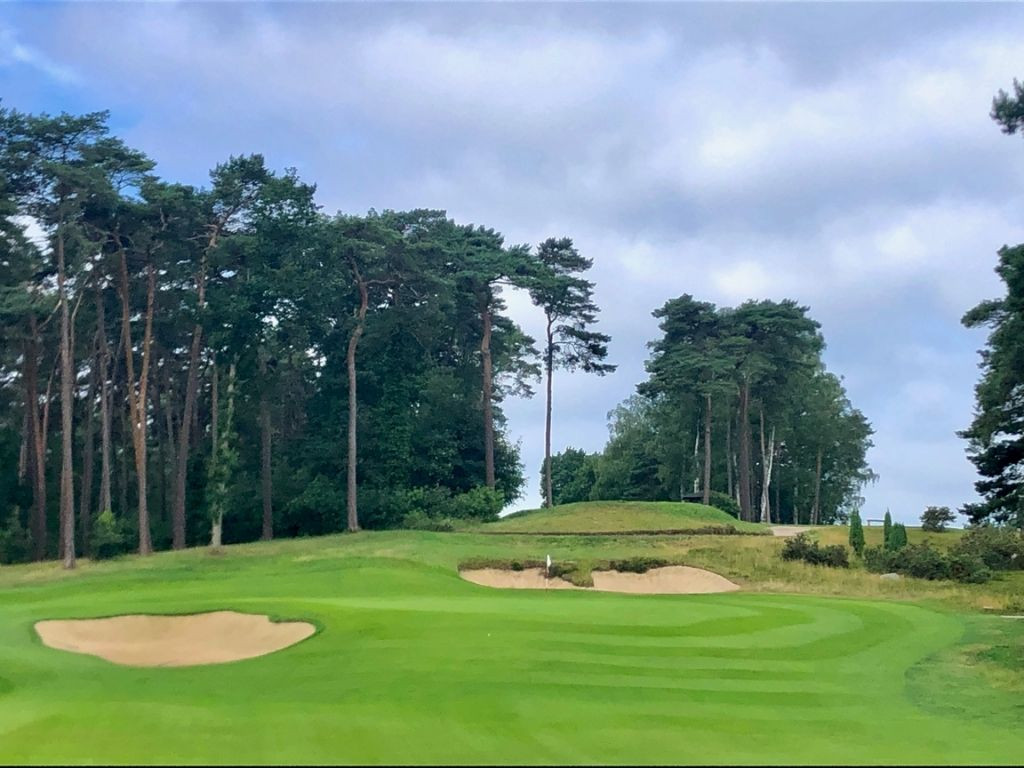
[1,531,1022,765]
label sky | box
[2,1,1023,523]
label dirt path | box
[461,565,739,594]
[35,611,315,667]
[769,526,805,537]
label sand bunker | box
[35,610,315,667]
[461,565,739,595]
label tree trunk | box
[173,245,210,550]
[97,283,112,517]
[774,457,781,525]
[23,316,47,560]
[56,227,76,570]
[543,317,554,508]
[346,270,368,532]
[259,354,273,540]
[79,342,97,555]
[812,447,823,525]
[692,428,700,494]
[119,253,155,555]
[702,392,712,506]
[210,362,237,550]
[481,302,495,489]
[759,409,775,524]
[793,475,800,525]
[725,409,733,502]
[737,377,753,521]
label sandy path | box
[461,566,739,594]
[769,526,805,537]
[35,611,315,667]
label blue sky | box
[3,2,1024,522]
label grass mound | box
[479,500,768,535]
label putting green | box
[0,532,1020,765]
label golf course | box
[1,503,1022,765]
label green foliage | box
[950,526,1024,571]
[864,543,991,584]
[707,491,741,519]
[849,509,865,556]
[282,476,344,537]
[920,506,956,532]
[400,510,455,532]
[883,510,893,546]
[780,533,850,568]
[886,523,909,551]
[0,507,30,564]
[449,486,504,521]
[600,557,669,574]
[91,509,128,560]
[543,447,599,506]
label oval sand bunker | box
[35,611,315,667]
[461,565,739,594]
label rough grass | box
[0,529,1022,764]
[475,500,767,534]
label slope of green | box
[480,501,767,534]
[0,531,1021,765]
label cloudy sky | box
[3,2,1023,523]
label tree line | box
[546,297,875,524]
[0,107,612,567]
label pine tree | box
[849,509,865,556]
[883,510,893,548]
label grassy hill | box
[479,500,767,534]
[0,530,1021,764]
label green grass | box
[1,529,1022,764]
[476,500,767,534]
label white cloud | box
[5,4,1023,519]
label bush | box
[865,542,991,583]
[849,509,865,556]
[602,557,669,573]
[886,522,908,551]
[448,486,504,521]
[921,505,957,532]
[951,526,1024,571]
[0,507,30,565]
[400,509,455,532]
[781,533,850,568]
[883,510,893,547]
[706,491,741,520]
[92,509,129,560]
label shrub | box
[883,510,893,547]
[0,507,30,565]
[897,543,949,580]
[921,505,957,532]
[945,552,992,584]
[602,557,669,573]
[951,526,1024,571]
[849,510,865,556]
[92,509,128,560]
[865,542,991,583]
[400,509,455,532]
[863,546,895,574]
[706,491,741,520]
[448,486,504,521]
[781,533,850,568]
[886,522,908,551]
